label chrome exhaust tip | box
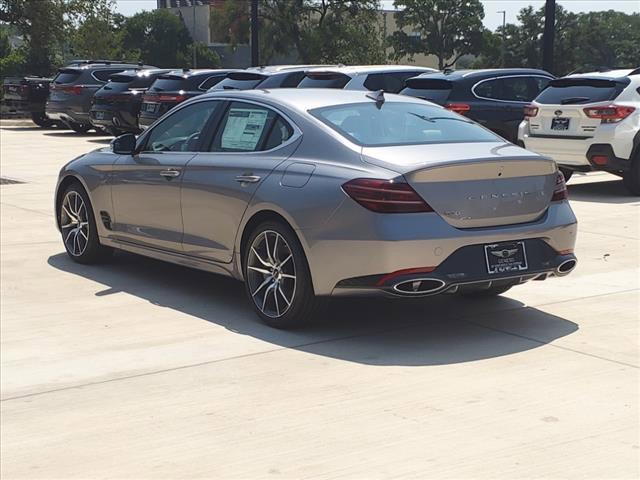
[393,278,446,295]
[556,258,577,275]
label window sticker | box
[221,108,269,150]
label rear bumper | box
[332,240,576,297]
[46,104,90,125]
[89,107,140,132]
[518,120,635,168]
[2,99,43,114]
[302,201,577,296]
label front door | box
[181,101,301,263]
[110,100,221,251]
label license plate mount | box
[484,241,528,275]
[143,103,158,113]
[551,117,570,131]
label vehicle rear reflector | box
[445,102,471,115]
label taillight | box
[342,178,434,213]
[157,94,187,102]
[583,105,635,123]
[445,103,471,115]
[551,171,568,202]
[523,105,539,118]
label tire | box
[622,152,640,196]
[31,112,53,128]
[59,182,113,264]
[559,167,573,182]
[460,284,513,298]
[68,122,90,134]
[243,220,319,329]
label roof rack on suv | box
[66,59,144,66]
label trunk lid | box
[362,142,556,228]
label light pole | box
[542,0,556,73]
[250,0,259,67]
[497,10,506,68]
[192,3,197,68]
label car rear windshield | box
[400,78,453,104]
[148,76,187,92]
[535,77,629,105]
[212,72,266,90]
[53,69,81,84]
[298,72,351,89]
[310,101,499,147]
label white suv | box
[518,68,640,194]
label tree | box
[209,0,385,64]
[388,0,485,69]
[121,9,195,68]
[473,6,640,75]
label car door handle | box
[160,169,180,179]
[235,175,261,184]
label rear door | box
[180,101,300,263]
[110,100,221,251]
[531,77,628,138]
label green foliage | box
[388,0,485,69]
[191,42,221,69]
[210,0,385,64]
[121,9,194,68]
[474,6,640,75]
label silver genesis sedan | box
[55,89,578,328]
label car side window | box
[92,69,126,82]
[532,76,552,94]
[474,78,501,99]
[142,101,219,153]
[498,77,531,102]
[209,102,292,152]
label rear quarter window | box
[535,78,628,104]
[199,75,226,90]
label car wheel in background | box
[59,182,113,264]
[68,122,91,134]
[243,220,319,329]
[559,168,573,182]
[622,152,640,196]
[30,112,53,128]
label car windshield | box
[310,101,499,147]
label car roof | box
[566,69,638,80]
[163,68,238,79]
[201,88,426,112]
[115,68,173,77]
[244,65,336,75]
[306,65,436,76]
[408,68,552,82]
[62,62,155,70]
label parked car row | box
[4,60,638,193]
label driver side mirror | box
[111,133,137,155]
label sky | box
[114,0,639,31]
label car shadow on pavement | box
[43,131,109,138]
[47,251,578,367]
[568,179,637,204]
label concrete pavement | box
[1,126,638,479]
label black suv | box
[139,69,235,129]
[400,68,554,142]
[46,60,155,133]
[210,65,330,91]
[89,69,172,136]
[2,76,57,127]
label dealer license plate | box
[551,117,570,130]
[484,241,528,274]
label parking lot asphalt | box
[1,125,638,479]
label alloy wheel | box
[246,230,297,318]
[60,191,90,256]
